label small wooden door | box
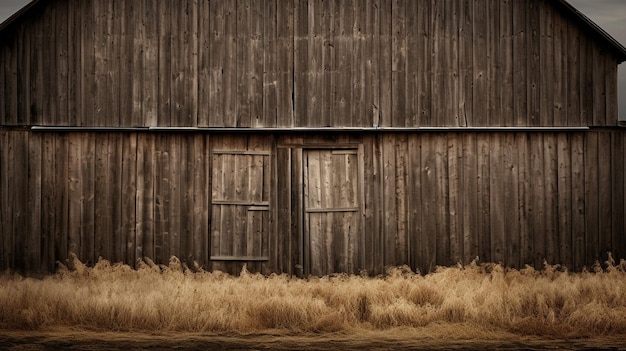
[210,150,270,261]
[303,149,360,276]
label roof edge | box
[0,0,42,33]
[555,0,626,63]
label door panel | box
[304,149,359,275]
[211,151,270,260]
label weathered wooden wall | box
[0,0,620,128]
[1,130,624,275]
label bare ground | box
[1,328,625,351]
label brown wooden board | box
[539,1,554,127]
[557,133,572,269]
[476,133,490,263]
[121,133,138,264]
[611,132,625,261]
[584,132,599,267]
[571,133,585,270]
[598,133,612,259]
[489,133,505,264]
[543,133,558,265]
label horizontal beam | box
[210,256,269,262]
[29,126,593,133]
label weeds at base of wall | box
[1,253,625,338]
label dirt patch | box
[1,329,625,351]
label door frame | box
[283,143,364,276]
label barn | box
[1,0,625,276]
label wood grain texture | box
[0,0,622,128]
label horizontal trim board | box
[210,256,269,262]
[212,200,270,206]
[31,126,149,132]
[305,207,359,213]
[213,150,271,156]
[29,126,592,133]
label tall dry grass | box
[1,254,625,337]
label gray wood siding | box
[1,130,624,275]
[0,0,621,128]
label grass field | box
[1,254,625,343]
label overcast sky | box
[1,0,625,120]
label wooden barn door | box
[303,149,360,276]
[210,150,270,262]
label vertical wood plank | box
[499,0,513,126]
[110,134,123,263]
[13,132,29,270]
[458,0,472,127]
[580,36,593,126]
[262,0,278,127]
[378,0,392,126]
[223,0,237,126]
[448,133,463,264]
[529,133,545,268]
[486,0,499,126]
[584,132,599,267]
[198,0,211,127]
[121,133,137,264]
[193,134,209,267]
[157,0,171,126]
[80,134,95,265]
[179,135,194,263]
[80,0,95,126]
[67,0,82,125]
[275,147,291,273]
[517,133,532,266]
[43,2,58,125]
[472,0,487,126]
[27,133,42,273]
[136,134,155,262]
[395,135,408,265]
[552,12,568,126]
[527,0,540,126]
[168,134,182,260]
[0,131,6,268]
[592,46,606,127]
[543,133,558,265]
[94,134,110,261]
[143,0,159,126]
[56,0,69,126]
[539,1,553,126]
[420,134,437,271]
[462,133,478,264]
[154,135,171,263]
[571,133,585,270]
[566,20,580,126]
[11,18,32,125]
[476,133,490,263]
[391,0,406,127]
[489,133,505,264]
[557,133,572,269]
[92,0,108,127]
[68,134,82,258]
[512,0,527,126]
[612,132,624,261]
[1,132,15,268]
[41,133,55,271]
[605,58,618,126]
[598,133,612,260]
[382,134,397,266]
[503,133,520,268]
[276,0,295,127]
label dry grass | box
[1,254,625,338]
